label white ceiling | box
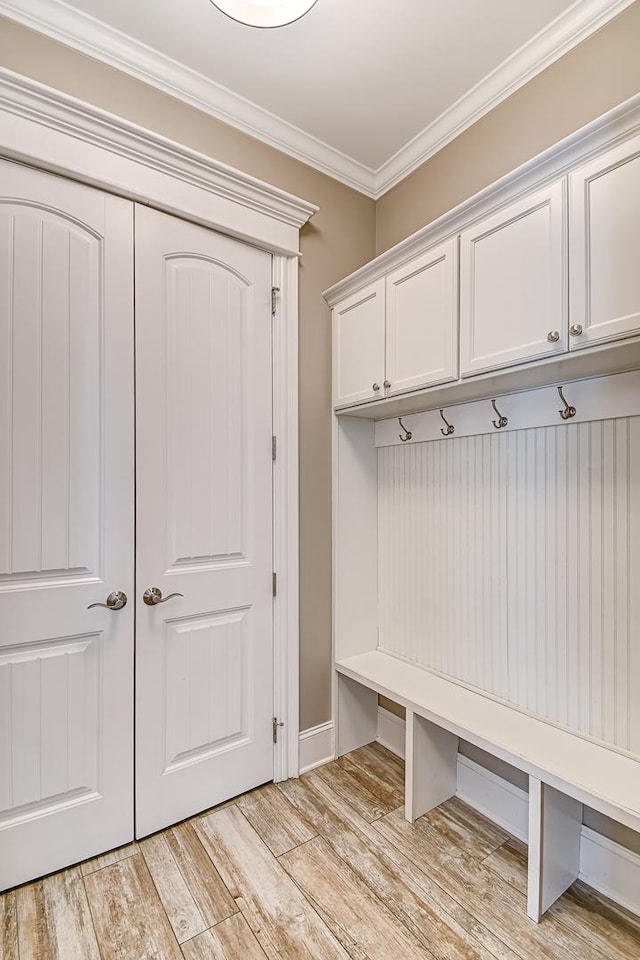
[0,0,634,195]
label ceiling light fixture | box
[211,0,318,28]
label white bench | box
[335,650,640,922]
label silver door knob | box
[143,587,184,606]
[570,323,583,337]
[372,382,381,392]
[383,380,391,389]
[547,330,560,343]
[88,590,127,611]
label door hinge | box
[272,572,277,597]
[272,435,277,461]
[271,286,280,317]
[272,717,284,744]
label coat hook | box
[439,409,454,437]
[398,418,412,442]
[491,399,508,429]
[558,385,576,420]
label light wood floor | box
[2,743,639,959]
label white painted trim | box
[0,65,307,783]
[377,706,405,759]
[457,755,529,844]
[374,0,637,196]
[0,0,375,197]
[0,68,317,255]
[376,707,640,915]
[272,257,300,781]
[373,370,640,448]
[299,722,334,775]
[580,826,640,916]
[0,0,634,198]
[324,91,640,305]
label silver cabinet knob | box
[372,382,381,392]
[88,590,127,611]
[570,323,583,337]
[383,380,391,389]
[143,586,184,606]
[547,330,560,343]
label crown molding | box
[325,90,640,306]
[0,0,378,197]
[0,66,317,252]
[373,0,638,196]
[0,0,635,200]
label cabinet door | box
[333,280,385,407]
[569,135,640,349]
[460,181,567,376]
[385,238,458,395]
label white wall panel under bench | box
[377,375,640,758]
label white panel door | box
[0,161,134,890]
[134,206,274,837]
[569,134,640,349]
[385,238,458,395]
[460,181,567,376]
[333,280,385,407]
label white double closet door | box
[0,161,275,890]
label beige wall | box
[376,1,640,255]
[0,15,376,732]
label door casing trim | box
[0,65,314,780]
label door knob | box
[372,382,381,392]
[547,330,560,343]
[570,323,583,337]
[143,587,184,606]
[383,380,391,389]
[88,590,128,611]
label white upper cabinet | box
[385,238,458,395]
[460,181,567,377]
[333,279,385,407]
[569,135,640,350]
[328,108,640,412]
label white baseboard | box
[299,721,334,775]
[376,707,640,915]
[377,705,406,759]
[580,826,640,917]
[456,753,529,843]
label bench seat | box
[335,649,640,921]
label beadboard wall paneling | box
[377,417,640,756]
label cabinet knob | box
[372,382,381,392]
[547,330,560,343]
[570,323,583,337]
[383,380,391,389]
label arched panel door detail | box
[0,160,135,891]
[134,206,274,837]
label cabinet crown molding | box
[323,92,640,308]
[0,67,318,235]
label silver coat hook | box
[439,409,454,437]
[398,418,412,442]
[558,385,576,420]
[491,399,508,429]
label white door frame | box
[0,66,317,781]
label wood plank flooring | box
[2,742,639,960]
